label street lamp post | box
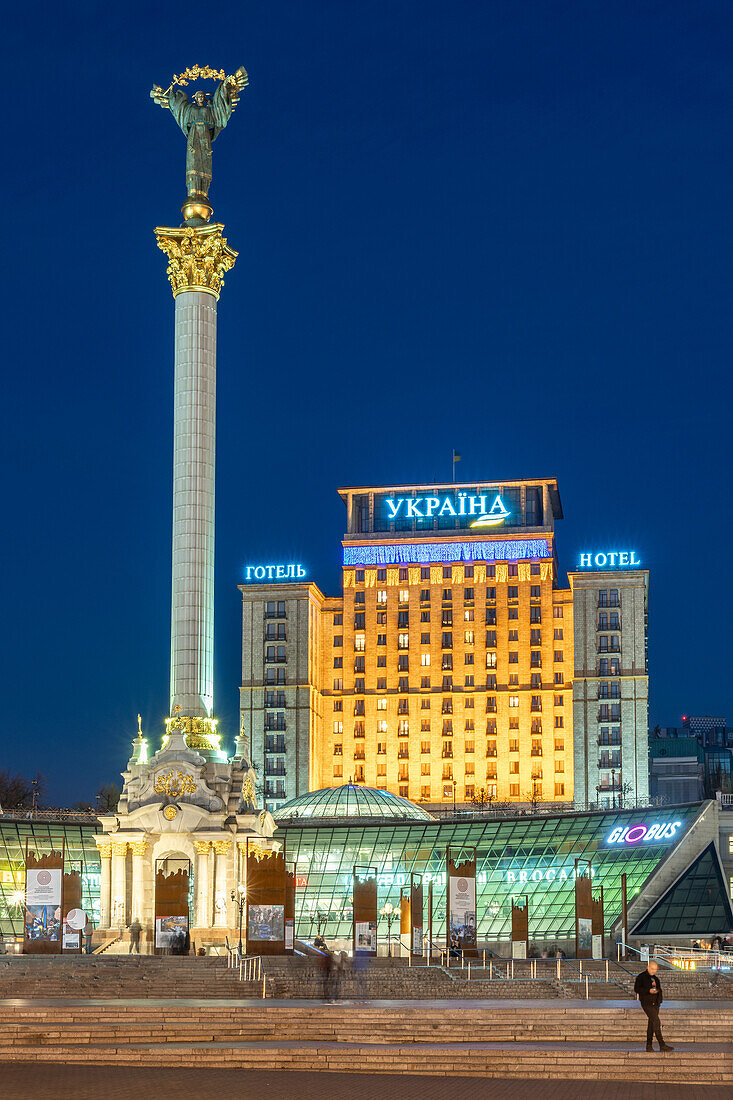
[380,902,395,957]
[230,883,246,957]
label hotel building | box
[239,479,649,813]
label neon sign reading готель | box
[244,563,307,582]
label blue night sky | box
[3,1,732,804]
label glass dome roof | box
[273,784,434,822]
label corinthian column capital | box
[155,222,237,300]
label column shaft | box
[98,849,112,930]
[111,845,128,928]
[170,289,218,717]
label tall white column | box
[97,844,112,930]
[194,841,212,928]
[111,842,128,928]
[130,842,149,928]
[213,841,231,927]
[170,289,218,718]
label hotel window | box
[443,566,452,579]
[398,655,409,671]
[377,569,387,583]
[530,629,540,645]
[508,586,518,599]
[333,657,343,668]
[377,655,386,667]
[442,608,453,626]
[465,729,475,743]
[399,589,409,602]
[333,677,343,690]
[354,765,365,782]
[420,588,430,601]
[486,585,496,599]
[555,716,564,728]
[421,653,431,666]
[355,569,365,583]
[508,565,518,578]
[354,634,365,652]
[464,587,474,601]
[509,761,519,774]
[487,719,497,734]
[333,765,343,778]
[442,632,453,648]
[442,697,453,714]
[554,672,564,685]
[377,589,387,603]
[354,591,365,605]
[333,743,342,755]
[421,676,431,688]
[487,740,497,757]
[333,635,343,648]
[509,696,519,708]
[530,651,541,668]
[398,610,409,627]
[421,567,431,581]
[531,718,542,733]
[377,634,387,645]
[530,585,540,599]
[398,720,409,736]
[442,653,453,670]
[354,655,365,672]
[465,674,474,687]
[377,720,387,733]
[421,612,431,623]
[553,606,563,618]
[486,609,497,626]
[509,784,520,797]
[554,628,563,640]
[333,699,343,711]
[377,677,387,689]
[555,783,565,797]
[554,694,564,707]
[509,717,519,730]
[377,742,386,754]
[376,697,387,711]
[465,565,474,578]
[376,612,387,625]
[509,738,519,752]
[486,652,497,668]
[531,739,542,756]
[354,721,365,737]
[555,760,565,772]
[530,607,541,623]
[333,721,343,734]
[464,608,474,622]
[464,653,474,665]
[531,696,542,712]
[377,762,386,776]
[421,634,431,646]
[554,738,564,751]
[421,698,431,709]
[333,613,343,626]
[421,785,431,800]
[442,784,453,799]
[398,633,409,649]
[421,763,431,776]
[421,719,431,731]
[507,630,518,643]
[486,696,497,712]
[421,741,431,754]
[486,630,497,647]
[509,652,519,664]
[399,567,408,582]
[265,600,286,618]
[442,675,453,690]
[508,608,518,620]
[398,698,409,715]
[353,694,365,710]
[443,589,452,601]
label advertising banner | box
[248,904,284,942]
[512,940,527,959]
[577,917,593,954]
[355,921,377,953]
[62,927,81,951]
[285,917,294,951]
[155,915,188,950]
[449,875,476,949]
[24,850,64,954]
[592,934,603,960]
[412,926,423,956]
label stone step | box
[0,1040,729,1083]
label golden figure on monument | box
[151,64,248,224]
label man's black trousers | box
[641,999,664,1046]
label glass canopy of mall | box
[274,788,715,943]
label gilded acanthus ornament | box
[97,842,112,859]
[155,224,238,298]
[154,770,198,797]
[241,771,256,806]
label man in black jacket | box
[634,960,674,1052]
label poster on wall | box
[512,940,527,959]
[355,920,377,954]
[449,875,477,949]
[284,917,294,951]
[592,935,603,960]
[577,917,593,954]
[155,915,188,949]
[62,927,80,951]
[25,867,63,948]
[248,904,284,942]
[412,926,423,956]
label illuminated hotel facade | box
[239,479,649,813]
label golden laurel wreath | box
[170,64,249,89]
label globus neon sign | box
[606,820,682,846]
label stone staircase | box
[0,956,258,999]
[0,1001,729,1083]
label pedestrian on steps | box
[634,960,674,1052]
[129,918,142,955]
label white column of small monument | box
[170,289,217,717]
[98,844,112,929]
[111,842,128,927]
[194,841,213,927]
[130,842,149,925]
